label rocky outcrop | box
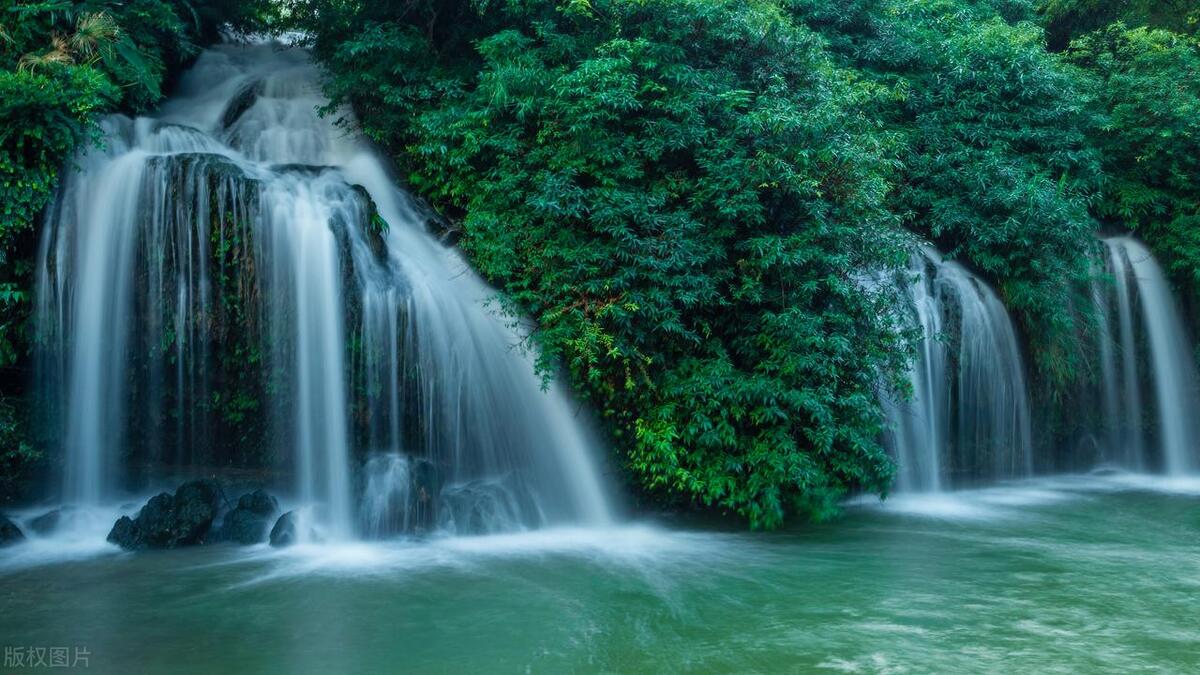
[29,507,68,535]
[268,510,298,547]
[0,515,24,546]
[106,480,221,550]
[220,489,279,545]
[221,79,262,129]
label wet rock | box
[0,515,24,546]
[29,507,68,535]
[107,515,139,549]
[221,490,279,545]
[269,511,297,548]
[172,480,221,544]
[106,480,222,550]
[221,79,261,128]
[410,459,442,533]
[438,478,533,535]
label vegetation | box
[0,0,268,501]
[1065,24,1200,297]
[289,0,1200,525]
[1,0,1198,525]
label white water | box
[881,248,1033,491]
[1095,238,1200,474]
[33,42,611,541]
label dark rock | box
[236,489,278,516]
[269,511,297,548]
[0,515,24,546]
[106,479,222,550]
[221,490,279,545]
[171,480,221,545]
[271,163,336,176]
[221,79,261,128]
[29,508,68,535]
[410,459,442,532]
[131,493,175,548]
[107,516,139,548]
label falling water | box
[1093,238,1200,474]
[35,42,611,538]
[881,248,1033,491]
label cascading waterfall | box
[34,42,611,539]
[1090,238,1200,475]
[881,248,1033,491]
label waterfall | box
[34,42,612,538]
[1093,238,1200,474]
[881,248,1033,491]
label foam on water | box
[854,470,1200,520]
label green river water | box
[1,473,1197,673]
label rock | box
[107,515,139,549]
[221,490,279,545]
[221,79,261,128]
[410,459,442,533]
[236,489,278,516]
[269,511,297,548]
[132,493,178,548]
[0,515,24,546]
[29,507,68,535]
[106,479,222,550]
[171,480,221,545]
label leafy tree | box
[1066,25,1200,294]
[793,0,1102,385]
[1039,0,1198,49]
[300,0,910,527]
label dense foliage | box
[795,0,1104,385]
[1065,25,1200,297]
[2,0,1197,524]
[291,0,1200,526]
[299,0,914,527]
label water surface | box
[2,474,1197,673]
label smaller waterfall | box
[1092,238,1200,474]
[882,248,1033,491]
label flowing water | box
[880,249,1033,491]
[1090,238,1200,474]
[32,42,610,539]
[9,39,1200,675]
[1,474,1197,672]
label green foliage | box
[301,0,910,527]
[1065,25,1200,295]
[0,394,38,504]
[0,0,268,498]
[0,0,275,349]
[1039,0,1198,48]
[794,0,1103,385]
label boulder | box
[0,515,24,546]
[29,507,67,535]
[221,79,261,129]
[221,489,279,545]
[268,511,298,548]
[171,480,221,545]
[107,515,139,549]
[106,479,222,550]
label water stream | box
[32,42,611,540]
[880,248,1033,491]
[1092,238,1200,474]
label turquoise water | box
[1,473,1197,673]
